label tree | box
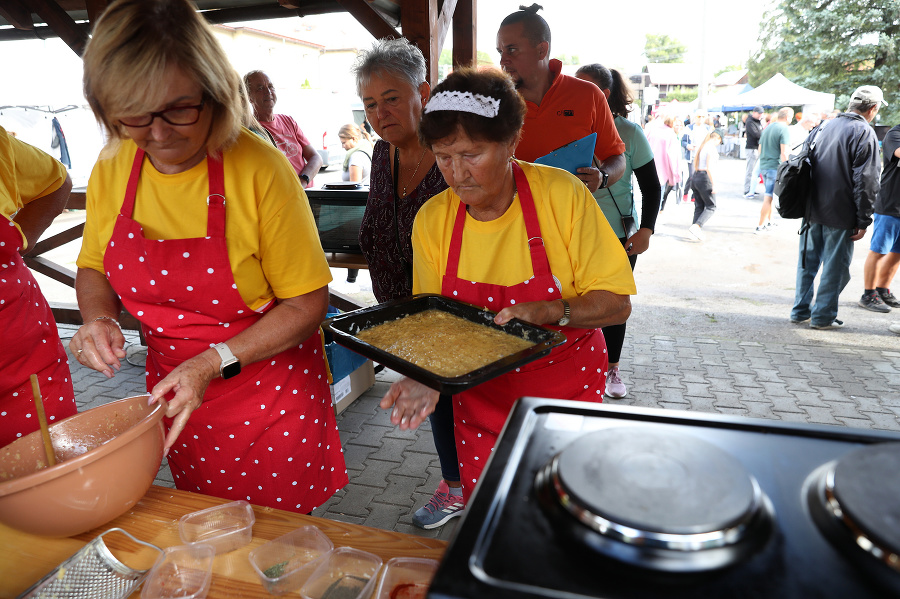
[748,0,899,123]
[643,34,687,63]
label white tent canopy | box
[705,73,835,113]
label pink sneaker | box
[605,367,627,398]
[412,480,465,529]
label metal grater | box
[17,528,163,599]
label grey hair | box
[242,70,266,91]
[352,38,427,98]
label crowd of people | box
[3,0,899,537]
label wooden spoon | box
[30,374,57,468]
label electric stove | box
[427,398,900,598]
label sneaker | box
[877,288,900,308]
[765,221,777,228]
[605,367,627,398]
[810,319,845,330]
[412,480,465,529]
[790,316,810,324]
[744,192,756,198]
[890,322,900,335]
[688,223,705,241]
[754,226,766,234]
[858,292,891,313]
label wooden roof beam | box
[452,0,475,69]
[84,0,108,26]
[0,0,34,30]
[30,0,89,55]
[335,0,399,42]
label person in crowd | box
[575,63,659,399]
[338,122,374,285]
[244,70,322,188]
[496,4,625,191]
[647,115,683,211]
[380,68,635,503]
[687,131,721,241]
[858,122,900,313]
[72,0,346,513]
[0,126,76,448]
[339,123,374,183]
[791,86,883,329]
[352,38,458,530]
[788,112,820,157]
[682,110,711,203]
[756,107,793,232]
[743,107,763,198]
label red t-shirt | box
[259,114,312,176]
[515,60,625,163]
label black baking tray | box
[323,294,566,395]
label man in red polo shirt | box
[497,4,625,192]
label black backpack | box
[774,124,823,219]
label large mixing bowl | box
[0,395,166,537]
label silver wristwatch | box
[557,299,571,326]
[213,342,241,379]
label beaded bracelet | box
[91,315,121,328]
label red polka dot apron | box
[0,217,76,447]
[103,149,346,512]
[442,162,607,503]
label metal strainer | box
[17,528,164,599]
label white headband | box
[424,91,500,118]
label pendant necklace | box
[399,147,427,198]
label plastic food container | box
[248,525,335,595]
[178,500,255,555]
[141,543,215,599]
[299,547,383,599]
[374,557,438,599]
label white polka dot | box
[118,264,123,269]
[212,300,218,304]
[453,290,458,296]
[137,310,144,316]
[183,252,190,258]
[156,327,163,332]
[207,268,214,274]
[488,296,494,302]
[162,270,168,275]
[150,280,156,285]
[187,286,193,291]
[138,256,144,262]
[510,299,516,304]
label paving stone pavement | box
[54,158,900,545]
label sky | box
[477,1,764,74]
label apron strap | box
[445,201,468,280]
[511,161,552,278]
[121,149,226,238]
[121,148,145,218]
[206,155,226,238]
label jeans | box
[792,222,854,326]
[428,393,460,482]
[744,148,759,194]
[690,171,716,227]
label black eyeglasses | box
[118,101,205,127]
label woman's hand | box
[149,349,220,453]
[70,318,127,378]
[380,377,439,430]
[625,228,652,256]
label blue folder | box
[533,133,597,175]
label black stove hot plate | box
[426,398,900,599]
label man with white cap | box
[790,85,885,329]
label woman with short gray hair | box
[352,38,461,530]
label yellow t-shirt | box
[412,161,636,298]
[0,126,68,249]
[78,129,331,310]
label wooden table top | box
[0,485,445,598]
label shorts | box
[869,213,900,254]
[762,169,777,195]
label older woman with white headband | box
[379,69,636,502]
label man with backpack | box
[790,86,884,330]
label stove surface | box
[427,399,900,599]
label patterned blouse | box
[360,140,448,302]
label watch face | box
[222,360,241,379]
